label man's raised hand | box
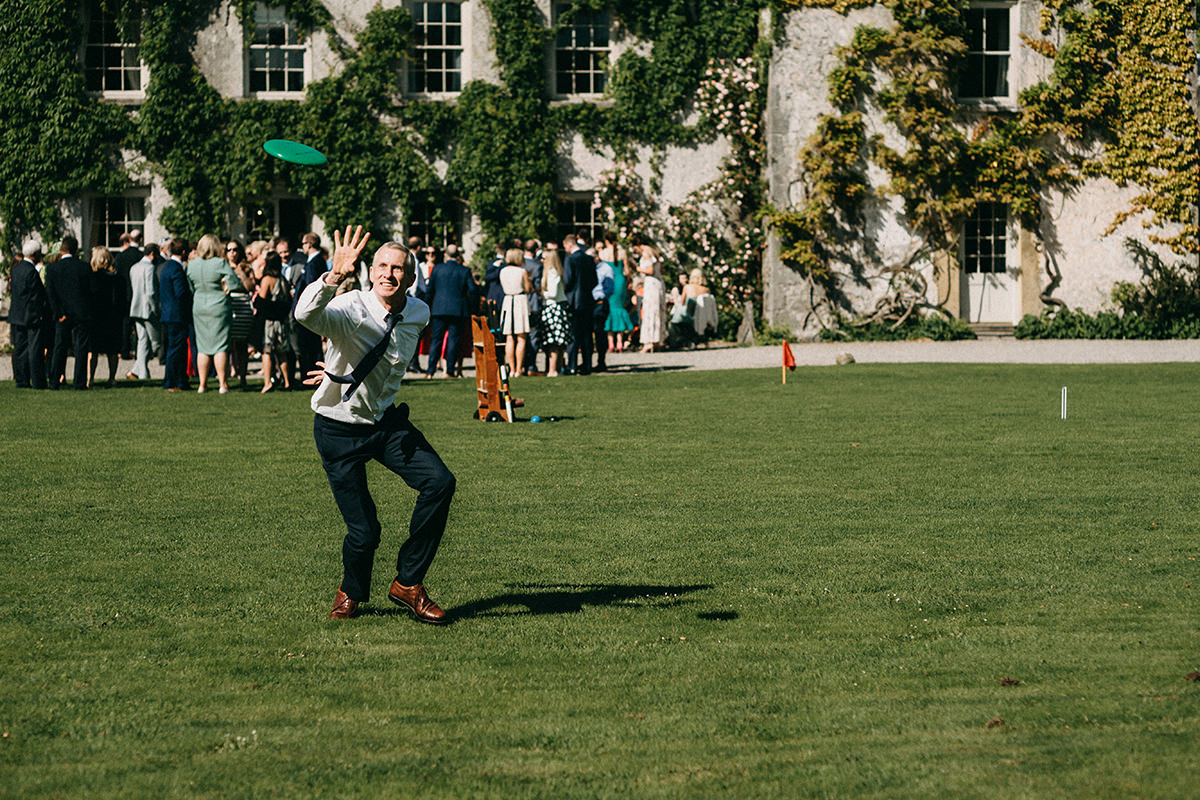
[331,225,371,281]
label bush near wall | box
[818,313,977,342]
[1016,240,1200,340]
[1015,310,1200,340]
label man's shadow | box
[366,582,713,621]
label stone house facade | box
[39,0,1200,337]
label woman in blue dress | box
[599,232,634,352]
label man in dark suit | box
[276,235,306,385]
[424,244,478,378]
[9,240,50,389]
[522,238,543,374]
[158,238,193,391]
[292,231,329,379]
[114,230,143,357]
[562,232,597,375]
[44,235,93,390]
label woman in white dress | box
[637,244,666,352]
[499,247,533,377]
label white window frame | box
[87,192,148,252]
[958,2,1017,107]
[552,4,610,99]
[406,1,466,97]
[555,193,603,244]
[960,201,1010,276]
[82,0,147,102]
[407,199,465,247]
[245,3,310,99]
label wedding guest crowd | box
[8,228,715,391]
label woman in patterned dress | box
[537,245,571,377]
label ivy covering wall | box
[769,0,1199,328]
[1,0,1196,332]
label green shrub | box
[819,313,977,342]
[1016,240,1200,340]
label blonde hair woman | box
[498,247,533,377]
[86,246,122,387]
[637,243,666,352]
[187,233,243,393]
[538,246,571,376]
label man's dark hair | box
[60,235,78,255]
[166,238,188,257]
[575,229,591,243]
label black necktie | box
[325,311,401,401]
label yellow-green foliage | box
[771,0,1199,298]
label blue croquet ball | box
[530,416,542,423]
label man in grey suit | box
[9,240,50,389]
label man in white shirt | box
[295,225,455,622]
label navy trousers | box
[163,322,190,390]
[425,315,465,376]
[592,298,609,369]
[313,405,455,602]
[566,304,594,374]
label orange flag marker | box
[782,340,796,384]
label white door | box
[961,203,1018,323]
[965,269,1017,323]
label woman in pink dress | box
[637,244,666,352]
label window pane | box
[960,55,984,97]
[985,8,1009,51]
[446,3,460,22]
[965,9,985,50]
[985,55,1008,96]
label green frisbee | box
[263,139,327,165]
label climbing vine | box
[0,0,130,255]
[768,0,1199,331]
[3,0,1194,339]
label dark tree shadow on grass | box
[364,583,713,622]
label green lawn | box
[1,364,1198,798]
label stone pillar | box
[1018,224,1041,317]
[932,248,960,318]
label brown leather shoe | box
[330,587,359,619]
[388,581,447,624]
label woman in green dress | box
[187,233,242,394]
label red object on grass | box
[782,340,796,370]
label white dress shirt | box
[295,279,431,424]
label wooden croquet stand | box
[470,315,523,421]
